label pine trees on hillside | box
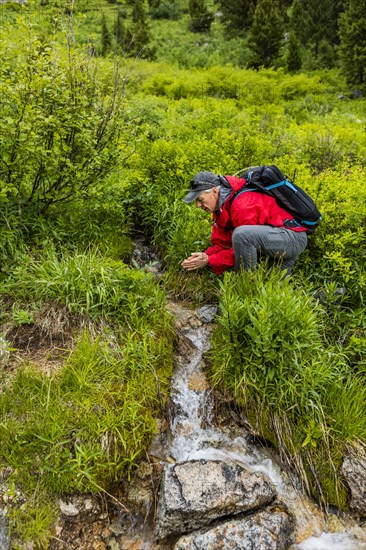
[291,0,345,66]
[188,0,214,33]
[219,0,255,32]
[287,31,302,72]
[339,0,366,88]
[247,0,285,68]
[101,14,112,56]
[114,10,127,53]
[125,0,155,58]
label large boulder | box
[342,444,366,515]
[155,460,275,539]
[174,507,294,550]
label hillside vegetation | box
[0,0,365,545]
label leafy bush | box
[0,22,133,215]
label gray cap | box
[183,171,221,203]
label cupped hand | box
[181,252,209,271]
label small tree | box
[247,0,285,68]
[125,0,155,58]
[339,0,366,88]
[113,9,127,53]
[101,13,112,56]
[0,23,133,215]
[219,0,255,32]
[287,30,302,72]
[188,0,214,33]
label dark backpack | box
[230,165,322,233]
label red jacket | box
[205,176,307,275]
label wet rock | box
[57,494,102,522]
[166,304,202,332]
[155,460,275,539]
[174,507,294,549]
[0,510,9,550]
[197,305,219,324]
[342,445,366,515]
[350,90,362,99]
[126,461,163,514]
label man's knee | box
[232,226,253,246]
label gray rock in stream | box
[197,305,219,324]
[0,510,9,550]
[174,507,294,549]
[342,444,366,515]
[155,460,275,540]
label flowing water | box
[164,302,366,550]
[131,241,365,549]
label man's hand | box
[181,252,209,271]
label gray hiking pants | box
[232,225,308,275]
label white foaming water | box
[167,308,366,550]
[297,532,365,550]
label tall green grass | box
[209,268,366,507]
[2,249,167,329]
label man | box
[181,170,308,275]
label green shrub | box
[209,268,366,507]
[0,22,132,215]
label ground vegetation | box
[0,0,365,545]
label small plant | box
[0,334,15,367]
[11,307,34,327]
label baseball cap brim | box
[183,190,201,203]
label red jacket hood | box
[223,175,247,194]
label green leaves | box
[0,26,133,215]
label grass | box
[209,267,366,508]
[0,249,174,544]
[2,249,168,328]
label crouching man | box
[181,171,308,275]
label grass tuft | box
[209,267,366,507]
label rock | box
[174,507,294,549]
[127,461,163,514]
[350,90,362,99]
[197,305,219,324]
[0,510,9,550]
[57,495,102,522]
[342,445,366,515]
[155,460,275,539]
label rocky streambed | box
[149,302,366,550]
[1,240,365,549]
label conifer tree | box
[219,0,255,32]
[114,9,127,52]
[101,13,112,56]
[287,30,302,72]
[188,0,214,33]
[126,0,155,59]
[339,0,366,88]
[247,0,285,68]
[292,0,345,56]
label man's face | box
[195,187,219,213]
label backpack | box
[230,165,322,233]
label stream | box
[41,240,366,549]
[128,238,366,549]
[159,302,366,549]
